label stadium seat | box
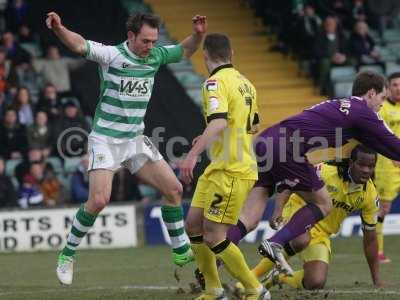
[377,46,398,62]
[64,157,81,173]
[386,62,400,76]
[334,81,353,98]
[47,156,63,174]
[358,65,384,75]
[330,66,356,83]
[5,159,22,177]
[384,29,400,43]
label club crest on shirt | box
[96,154,106,163]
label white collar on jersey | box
[124,41,141,60]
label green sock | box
[62,205,97,257]
[161,205,190,254]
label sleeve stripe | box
[84,40,91,58]
[207,113,228,123]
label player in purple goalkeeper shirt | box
[226,71,400,276]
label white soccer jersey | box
[84,40,183,143]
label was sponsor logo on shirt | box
[119,78,151,97]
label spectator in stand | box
[0,155,17,207]
[313,16,349,94]
[41,163,62,206]
[17,23,37,44]
[368,0,400,44]
[70,154,89,204]
[110,168,148,204]
[54,100,89,157]
[3,83,17,106]
[0,107,27,159]
[33,45,85,94]
[0,46,17,93]
[350,20,383,68]
[352,0,369,25]
[27,110,53,158]
[1,31,30,66]
[15,147,44,185]
[12,86,34,125]
[0,92,6,116]
[18,161,43,208]
[37,84,62,121]
[295,4,322,61]
[330,0,352,28]
[15,60,41,103]
[4,0,28,33]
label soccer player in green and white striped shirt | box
[46,11,207,285]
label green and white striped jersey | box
[85,40,183,143]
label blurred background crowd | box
[252,0,400,95]
[0,0,162,209]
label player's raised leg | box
[57,169,114,285]
[135,159,193,266]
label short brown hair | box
[203,33,232,62]
[352,71,385,96]
[126,13,160,35]
[388,72,400,82]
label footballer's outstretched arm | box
[362,228,382,288]
[180,15,207,59]
[46,12,86,55]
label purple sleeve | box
[354,106,400,161]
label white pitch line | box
[0,285,400,297]
[0,285,178,297]
[301,289,400,295]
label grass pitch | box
[0,236,399,300]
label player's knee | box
[89,192,109,212]
[202,232,219,248]
[290,232,311,252]
[163,181,183,204]
[303,277,326,290]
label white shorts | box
[87,135,163,174]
